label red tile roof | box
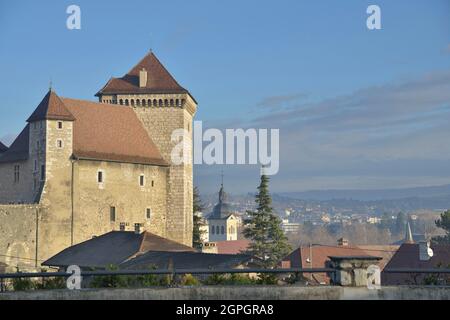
[95,52,194,99]
[27,90,75,122]
[1,91,167,166]
[215,240,251,254]
[282,244,397,285]
[62,97,167,166]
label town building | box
[207,184,238,242]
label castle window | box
[153,99,157,106]
[125,99,129,106]
[110,206,116,222]
[221,226,225,234]
[151,180,154,187]
[56,139,63,148]
[34,160,37,172]
[216,226,220,235]
[13,165,20,183]
[148,99,152,106]
[146,208,151,220]
[175,99,179,106]
[131,99,135,106]
[181,99,185,106]
[211,225,215,235]
[170,99,174,107]
[158,99,163,107]
[136,99,140,106]
[97,170,104,184]
[142,99,146,106]
[40,165,45,181]
[119,99,123,105]
[139,174,145,187]
[164,99,168,107]
[57,121,63,129]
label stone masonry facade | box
[0,53,197,271]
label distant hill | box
[279,184,450,201]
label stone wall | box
[133,93,196,247]
[1,286,450,300]
[71,159,168,244]
[0,205,40,271]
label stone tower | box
[96,52,197,246]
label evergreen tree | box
[433,209,450,244]
[244,175,291,270]
[193,186,205,249]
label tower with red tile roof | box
[96,52,197,247]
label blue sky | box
[1,0,450,194]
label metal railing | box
[0,267,449,292]
[0,267,334,280]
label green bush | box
[203,273,257,285]
[12,277,34,291]
[180,274,200,286]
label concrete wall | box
[1,286,450,300]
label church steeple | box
[404,221,414,244]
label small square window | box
[146,208,151,219]
[57,121,63,129]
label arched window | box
[119,99,123,105]
[170,99,174,107]
[125,99,129,106]
[175,99,179,106]
[136,99,140,106]
[142,99,146,106]
[158,99,163,107]
[181,99,185,106]
[148,99,152,106]
[216,226,220,235]
[164,99,168,107]
[130,99,135,106]
[221,226,225,234]
[211,226,215,234]
[153,99,157,106]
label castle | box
[0,52,196,271]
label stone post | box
[328,256,382,287]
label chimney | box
[337,238,349,247]
[419,240,434,261]
[134,223,142,234]
[139,68,147,88]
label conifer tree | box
[193,186,206,249]
[244,175,291,269]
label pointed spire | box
[218,171,227,203]
[404,221,414,244]
[27,90,75,123]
